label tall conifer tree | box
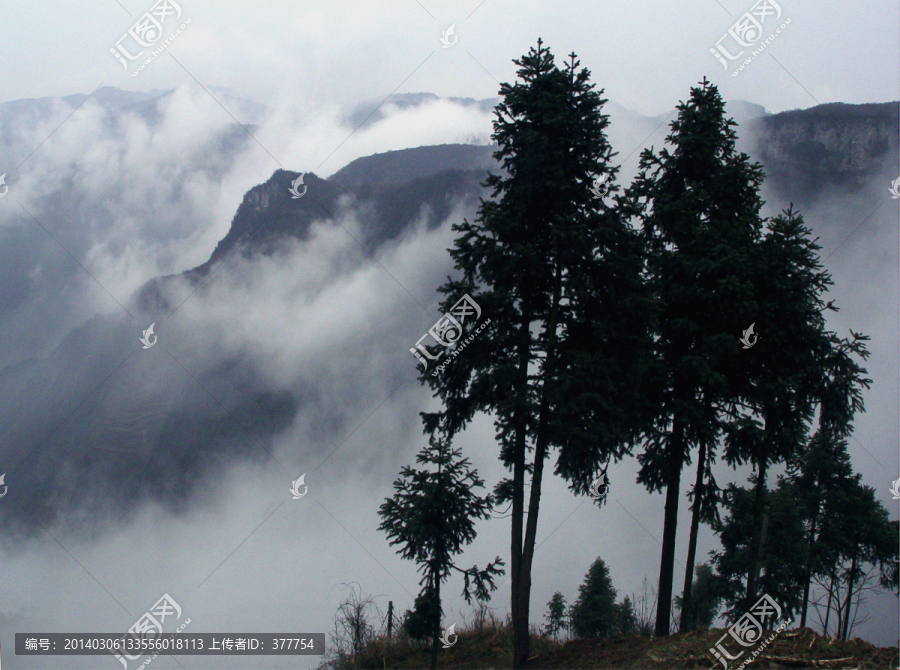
[624,79,764,635]
[378,436,503,670]
[418,40,651,665]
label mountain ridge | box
[183,98,899,290]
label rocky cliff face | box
[194,100,899,278]
[745,102,898,204]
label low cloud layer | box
[0,87,896,670]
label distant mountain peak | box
[329,143,497,188]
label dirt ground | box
[521,627,899,669]
[365,625,898,669]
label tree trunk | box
[799,515,818,629]
[510,436,526,668]
[513,420,547,668]
[430,577,441,670]
[512,239,563,668]
[387,600,393,639]
[655,419,685,636]
[746,456,769,602]
[679,436,708,632]
[823,565,837,636]
[755,510,771,604]
[516,388,552,666]
[840,552,857,641]
[515,247,563,667]
[510,310,532,669]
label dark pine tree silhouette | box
[624,78,765,635]
[721,208,869,609]
[615,595,638,634]
[815,475,897,639]
[570,557,619,639]
[418,39,651,666]
[542,591,568,640]
[789,430,856,628]
[711,481,807,623]
[378,434,504,670]
[713,464,898,639]
[675,562,722,630]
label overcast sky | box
[1,0,898,115]
[0,2,898,669]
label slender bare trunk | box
[823,566,837,636]
[430,577,440,670]
[799,515,817,628]
[516,447,542,665]
[655,419,685,636]
[746,457,769,602]
[840,552,857,641]
[387,600,393,639]
[679,436,708,632]
[510,310,531,668]
[514,251,562,667]
[510,439,526,667]
[516,412,547,664]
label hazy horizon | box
[0,2,897,669]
